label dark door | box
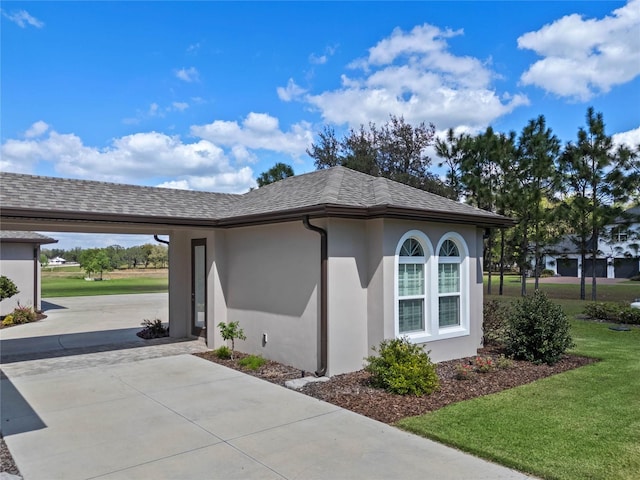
[614,258,639,278]
[557,258,578,277]
[583,258,607,278]
[191,239,206,337]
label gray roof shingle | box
[0,167,512,228]
[0,230,58,244]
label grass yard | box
[398,281,640,480]
[41,275,168,297]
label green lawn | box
[42,276,168,297]
[397,283,640,480]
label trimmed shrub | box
[505,291,574,365]
[482,299,510,346]
[0,276,19,302]
[365,337,439,396]
[214,345,232,359]
[540,269,555,277]
[583,302,640,325]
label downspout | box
[303,216,327,377]
[154,235,170,246]
[33,246,39,311]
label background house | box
[543,205,640,279]
[0,231,58,316]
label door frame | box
[191,238,207,338]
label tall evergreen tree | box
[559,108,635,300]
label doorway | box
[191,239,207,337]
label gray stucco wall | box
[0,243,40,316]
[224,222,320,373]
[325,219,484,376]
[167,218,484,377]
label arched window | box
[438,238,462,328]
[396,232,431,335]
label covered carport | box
[0,171,234,351]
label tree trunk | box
[580,250,586,300]
[487,231,494,295]
[499,228,505,296]
[520,230,528,297]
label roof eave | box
[217,204,516,228]
[0,208,220,229]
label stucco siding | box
[380,220,483,363]
[225,222,319,373]
[0,243,38,315]
[327,219,370,376]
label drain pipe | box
[303,216,327,377]
[154,235,170,246]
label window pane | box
[399,299,424,333]
[439,296,460,327]
[438,263,459,293]
[398,263,424,296]
[400,238,424,257]
[439,239,459,257]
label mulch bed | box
[195,347,597,424]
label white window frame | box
[394,230,433,342]
[435,233,470,340]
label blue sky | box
[2,1,639,249]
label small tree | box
[218,321,246,359]
[0,276,19,302]
[79,248,113,280]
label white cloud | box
[0,126,255,193]
[156,168,255,193]
[148,103,164,117]
[190,112,313,158]
[230,145,257,164]
[612,126,640,149]
[277,78,307,102]
[298,23,528,131]
[2,9,44,28]
[518,0,640,101]
[172,102,189,111]
[175,66,200,82]
[186,43,200,54]
[24,120,49,138]
[309,45,337,65]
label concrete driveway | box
[1,295,531,480]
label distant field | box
[484,274,639,305]
[41,268,168,297]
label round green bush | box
[505,290,574,365]
[215,345,232,359]
[365,337,439,396]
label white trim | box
[394,230,433,339]
[435,232,470,339]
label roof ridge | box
[321,167,344,203]
[372,176,392,205]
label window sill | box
[402,327,468,344]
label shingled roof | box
[0,167,513,228]
[0,230,58,244]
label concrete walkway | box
[1,295,531,479]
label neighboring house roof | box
[0,230,58,245]
[0,167,513,229]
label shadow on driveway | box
[0,329,182,363]
[0,372,47,436]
